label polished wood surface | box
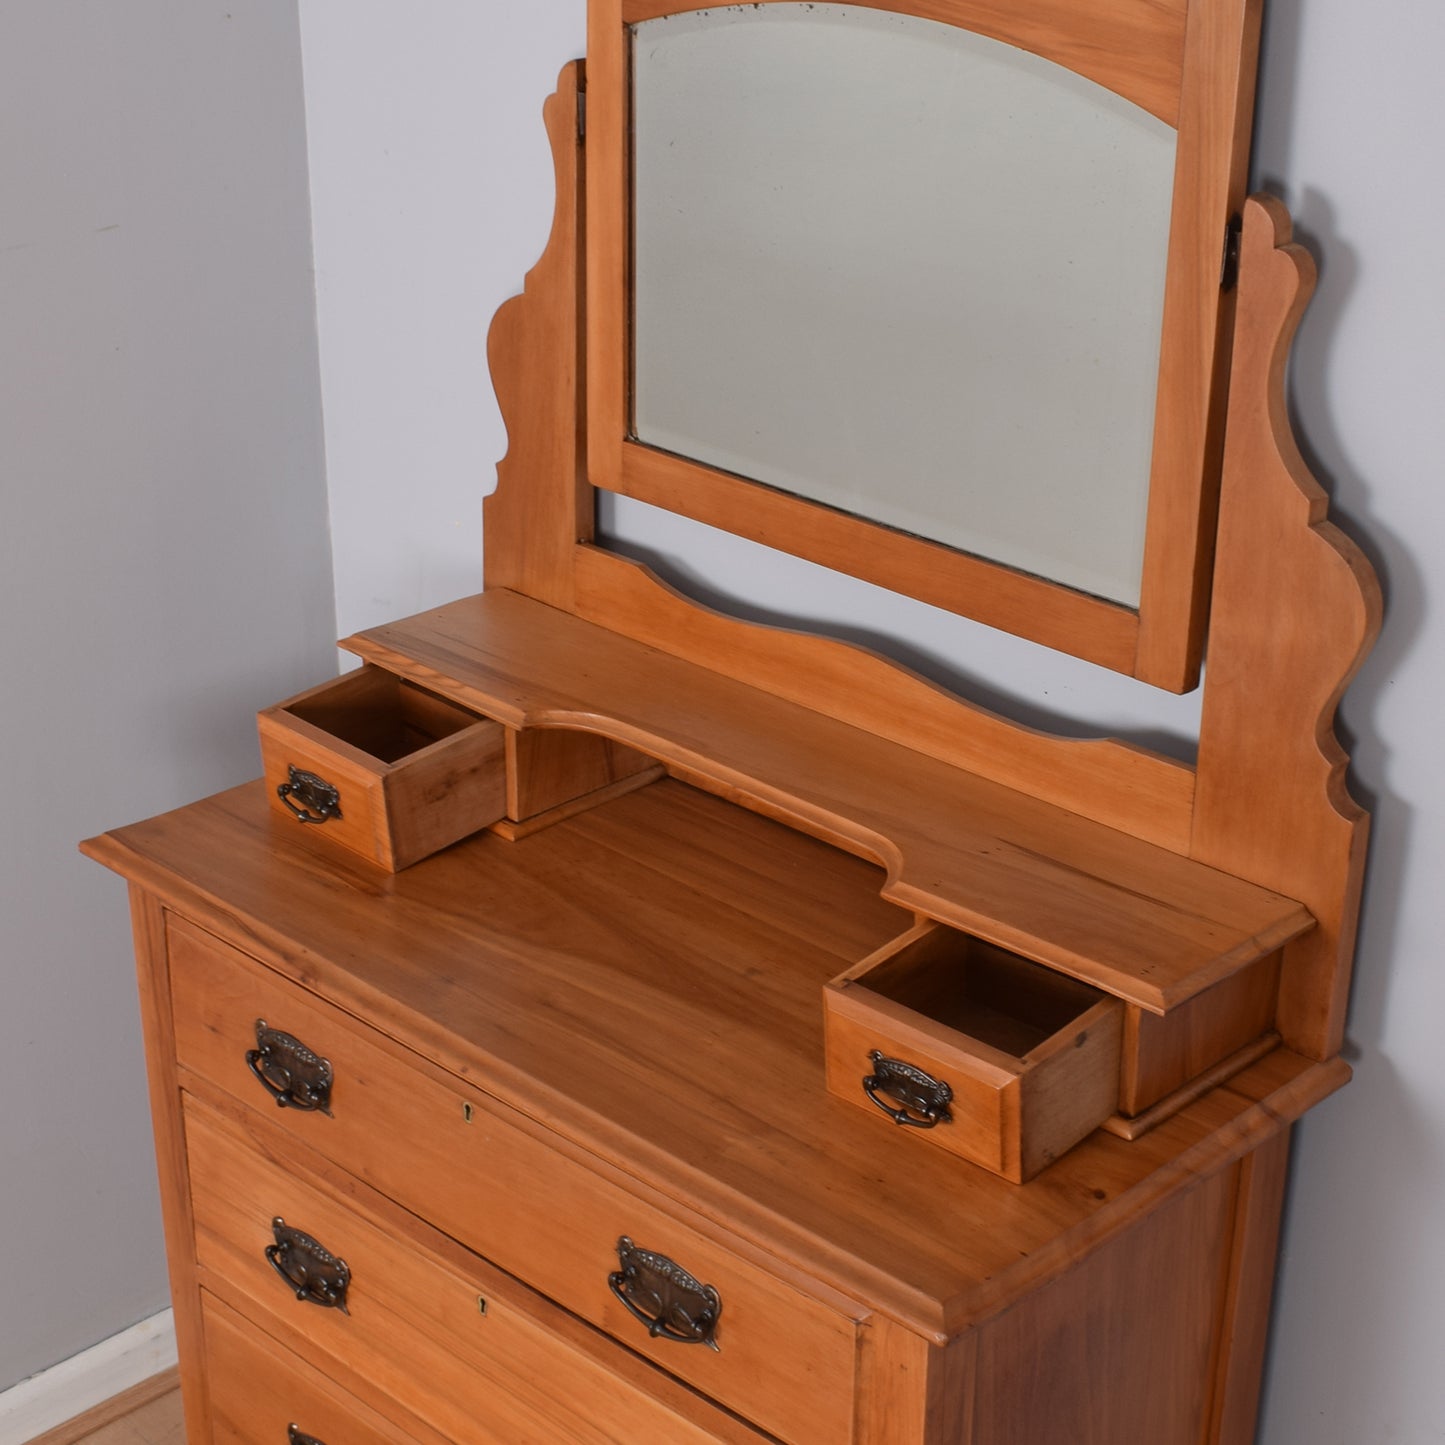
[824,922,1124,1181]
[618,0,1189,122]
[83,22,1380,1444]
[187,1096,767,1444]
[347,590,1309,1012]
[482,62,590,612]
[586,0,1265,687]
[572,546,1196,848]
[257,665,508,871]
[85,778,1345,1345]
[1192,196,1382,1060]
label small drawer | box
[823,921,1123,1182]
[256,664,506,870]
[203,1290,434,1445]
[187,1099,768,1445]
[169,915,859,1445]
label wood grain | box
[345,588,1309,1012]
[85,780,1345,1343]
[1191,196,1383,1059]
[186,1096,769,1445]
[168,913,861,1445]
[1133,0,1263,688]
[583,0,1261,688]
[256,666,508,870]
[607,439,1143,675]
[619,0,1188,122]
[483,61,591,609]
[573,545,1195,850]
[123,890,212,1445]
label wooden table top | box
[86,776,1343,1339]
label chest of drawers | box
[87,775,1344,1444]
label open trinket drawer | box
[823,921,1125,1181]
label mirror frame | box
[586,0,1262,691]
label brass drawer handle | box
[288,1429,326,1445]
[265,1217,351,1313]
[246,1021,334,1116]
[278,766,343,825]
[863,1050,954,1129]
[608,1236,721,1351]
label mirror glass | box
[631,4,1177,606]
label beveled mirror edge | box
[586,0,1264,691]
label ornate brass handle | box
[862,1050,953,1129]
[608,1236,721,1351]
[246,1021,334,1116]
[277,766,342,825]
[288,1429,326,1445]
[265,1218,350,1313]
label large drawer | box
[186,1096,766,1445]
[203,1289,437,1445]
[169,914,861,1445]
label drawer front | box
[203,1290,433,1445]
[256,665,507,870]
[187,1097,770,1445]
[170,915,859,1445]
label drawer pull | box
[246,1021,334,1116]
[608,1236,721,1352]
[265,1217,351,1313]
[288,1429,326,1445]
[863,1050,954,1129]
[277,766,343,825]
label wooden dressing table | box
[85,4,1379,1441]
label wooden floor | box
[29,1373,183,1445]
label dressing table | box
[84,3,1379,1441]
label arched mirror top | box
[586,0,1264,690]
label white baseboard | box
[0,1310,176,1445]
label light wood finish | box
[1120,948,1280,1114]
[202,1293,440,1445]
[124,889,211,1444]
[1191,196,1382,1060]
[504,724,658,822]
[1133,0,1263,687]
[186,1096,768,1445]
[1100,1032,1280,1142]
[573,546,1197,850]
[481,61,590,611]
[346,589,1310,1014]
[967,1158,1236,1443]
[823,922,1123,1181]
[586,0,1265,688]
[605,442,1144,676]
[1205,1127,1292,1445]
[83,28,1381,1445]
[86,781,1346,1342]
[257,664,507,870]
[28,1369,180,1445]
[166,909,861,1445]
[619,0,1189,123]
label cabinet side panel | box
[1206,1128,1291,1445]
[968,1162,1236,1445]
[126,889,211,1443]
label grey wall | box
[0,1,334,1391]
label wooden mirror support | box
[84,39,1382,1445]
[586,0,1268,691]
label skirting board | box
[0,1310,176,1445]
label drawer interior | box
[857,924,1107,1061]
[283,666,490,764]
